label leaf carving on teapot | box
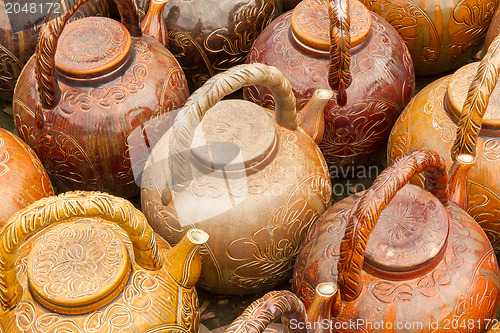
[0,44,22,93]
[449,0,496,57]
[359,0,440,65]
[60,40,152,113]
[227,184,323,290]
[0,137,10,177]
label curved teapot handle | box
[0,191,162,310]
[451,34,500,159]
[226,290,308,333]
[35,0,141,110]
[337,149,449,302]
[328,0,352,106]
[168,63,297,188]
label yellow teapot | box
[0,191,208,332]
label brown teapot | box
[0,191,209,332]
[12,0,189,198]
[141,63,333,295]
[243,0,415,169]
[359,0,498,76]
[287,149,499,332]
[0,128,54,227]
[0,0,108,101]
[388,34,500,253]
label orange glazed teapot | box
[388,34,500,252]
[0,128,54,227]
[288,149,499,332]
[12,0,189,198]
[243,0,414,168]
[0,191,208,332]
[141,63,332,295]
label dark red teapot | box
[243,0,414,168]
[12,0,189,197]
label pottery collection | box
[2,0,500,330]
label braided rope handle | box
[35,0,141,109]
[225,290,307,333]
[168,63,297,188]
[0,191,161,310]
[337,149,448,301]
[451,34,500,159]
[328,0,352,106]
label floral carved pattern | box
[0,44,23,94]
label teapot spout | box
[163,229,209,288]
[140,0,170,47]
[298,89,333,143]
[448,154,475,210]
[307,282,342,328]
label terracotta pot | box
[12,0,189,198]
[141,63,332,295]
[485,4,500,52]
[0,128,54,227]
[134,0,281,92]
[291,149,499,332]
[359,0,498,76]
[0,191,208,332]
[388,34,500,252]
[243,0,414,169]
[0,0,108,102]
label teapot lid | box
[291,0,371,55]
[27,219,131,314]
[190,100,277,172]
[55,17,132,79]
[446,62,500,135]
[363,185,449,278]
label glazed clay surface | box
[13,0,189,197]
[359,0,498,76]
[135,0,281,92]
[244,0,414,168]
[0,191,207,332]
[0,0,108,101]
[0,128,53,227]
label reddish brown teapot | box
[141,63,332,295]
[0,128,54,227]
[0,0,108,101]
[12,0,189,198]
[286,149,499,332]
[388,34,500,252]
[243,0,414,168]
[0,191,208,332]
[360,0,498,76]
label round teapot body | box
[293,186,500,332]
[0,192,202,332]
[141,117,332,294]
[359,0,498,76]
[243,3,414,168]
[0,0,108,101]
[135,0,280,92]
[0,128,54,227]
[13,18,189,198]
[388,62,500,251]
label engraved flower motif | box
[381,201,425,246]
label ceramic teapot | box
[0,0,109,102]
[0,191,209,332]
[359,0,498,76]
[12,0,189,198]
[388,33,500,252]
[141,63,332,295]
[289,149,500,332]
[0,128,54,227]
[243,0,414,169]
[133,0,281,92]
[485,4,500,52]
